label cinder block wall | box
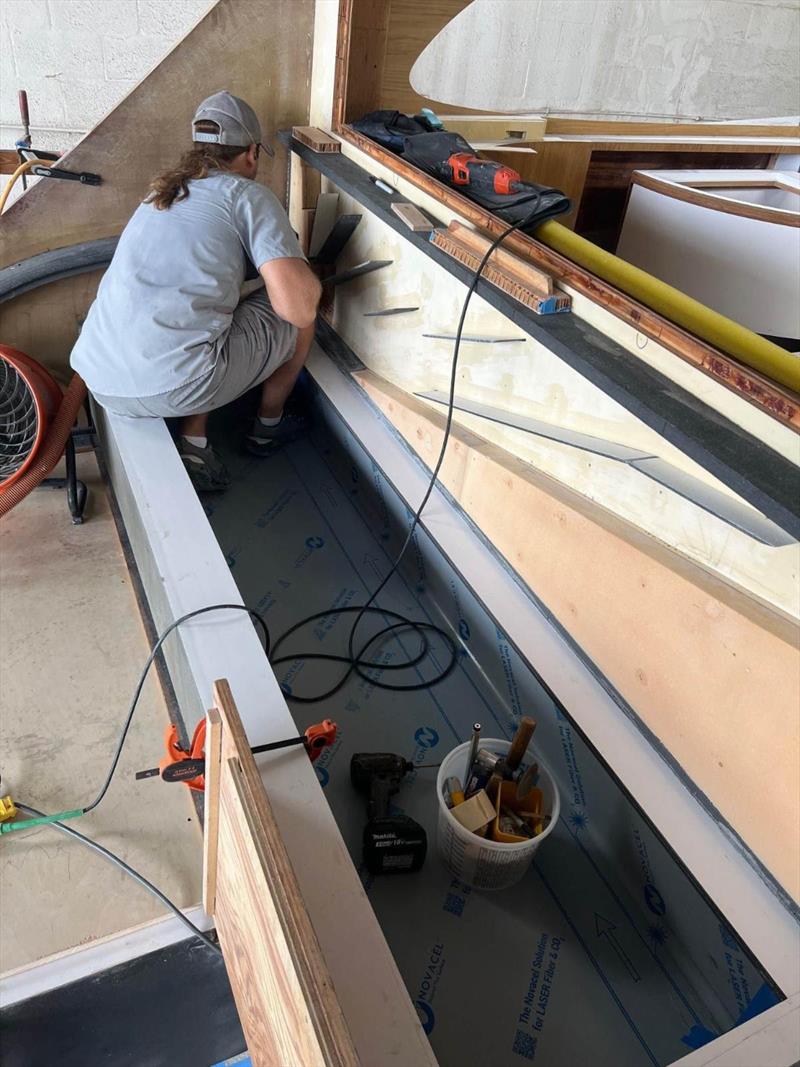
[0,0,214,151]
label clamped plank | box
[202,679,358,1067]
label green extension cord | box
[1,808,84,833]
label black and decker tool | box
[444,151,525,195]
[137,718,337,792]
[350,752,427,874]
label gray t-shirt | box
[70,171,303,397]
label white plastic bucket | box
[436,737,560,890]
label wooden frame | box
[329,0,800,427]
[203,679,359,1067]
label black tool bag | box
[401,132,571,233]
[350,110,432,153]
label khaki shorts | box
[94,291,297,418]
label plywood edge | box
[202,705,223,917]
[351,368,799,645]
[210,679,360,1067]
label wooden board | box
[446,220,554,294]
[543,118,800,141]
[352,369,800,900]
[293,127,341,153]
[632,170,800,227]
[435,115,547,143]
[391,201,433,232]
[201,706,223,917]
[431,229,570,314]
[335,0,471,124]
[204,679,359,1067]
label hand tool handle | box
[18,90,30,131]
[507,716,536,772]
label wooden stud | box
[390,201,433,232]
[207,679,359,1067]
[293,126,342,153]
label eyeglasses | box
[255,142,275,159]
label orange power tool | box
[445,152,524,195]
[137,718,337,793]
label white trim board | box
[0,906,212,1009]
[94,400,438,1067]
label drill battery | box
[364,815,427,874]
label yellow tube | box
[535,220,800,395]
[0,159,42,215]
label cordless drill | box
[350,753,428,874]
[445,152,524,195]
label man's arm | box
[260,258,322,329]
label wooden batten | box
[431,229,571,314]
[203,680,359,1067]
[352,368,800,897]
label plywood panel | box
[338,0,470,123]
[1,0,314,268]
[354,370,800,901]
[206,680,359,1067]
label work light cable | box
[271,193,544,704]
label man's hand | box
[260,258,322,329]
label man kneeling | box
[71,91,321,491]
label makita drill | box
[350,753,427,874]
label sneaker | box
[178,438,231,492]
[245,411,308,457]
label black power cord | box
[16,804,221,955]
[83,603,270,814]
[271,192,545,704]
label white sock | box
[183,434,207,449]
[258,412,283,427]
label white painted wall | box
[411,0,800,120]
[0,0,214,151]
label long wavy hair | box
[145,122,246,210]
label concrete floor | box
[0,453,202,974]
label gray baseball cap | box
[191,91,273,156]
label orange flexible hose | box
[0,374,87,518]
